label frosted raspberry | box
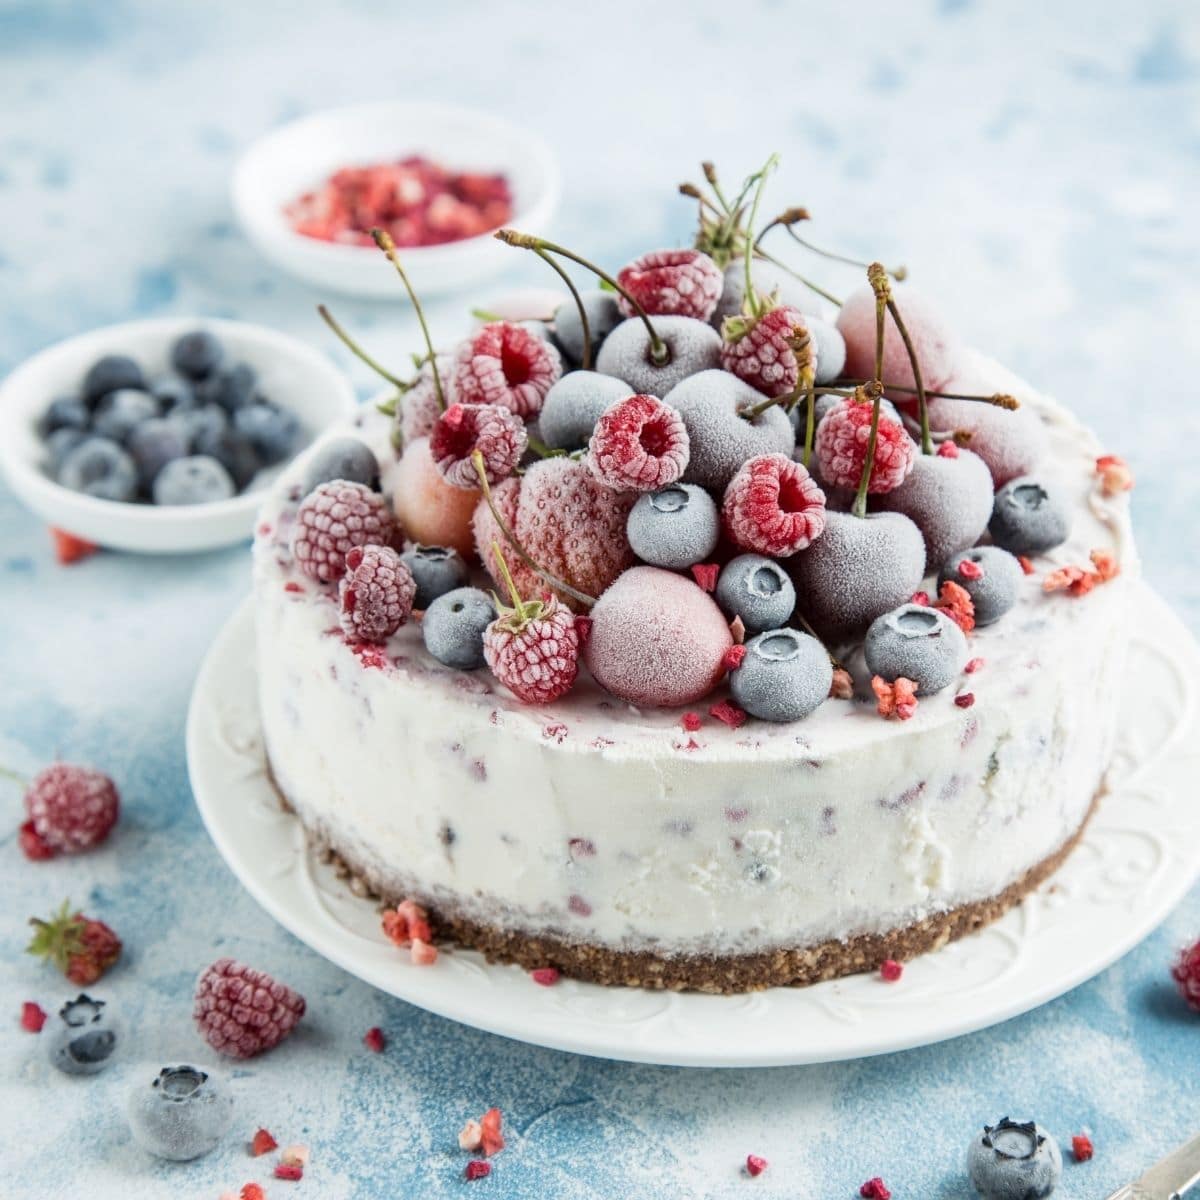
[396,359,455,444]
[292,481,399,583]
[1172,939,1200,1011]
[338,544,416,643]
[452,321,561,420]
[719,306,814,399]
[24,764,119,855]
[587,393,690,491]
[430,403,526,489]
[474,458,635,612]
[484,593,580,704]
[617,248,723,321]
[193,958,306,1058]
[722,453,827,557]
[815,398,915,494]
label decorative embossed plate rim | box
[187,584,1200,1067]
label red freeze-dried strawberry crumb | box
[681,711,703,732]
[880,959,904,982]
[1018,554,1035,576]
[829,668,854,700]
[617,248,723,321]
[574,616,593,644]
[725,644,747,671]
[588,393,690,492]
[479,1107,505,1157]
[430,402,526,488]
[935,579,976,633]
[568,894,592,917]
[955,692,976,708]
[531,967,560,987]
[21,1001,47,1032]
[1072,1133,1094,1162]
[911,590,930,606]
[746,1155,769,1177]
[1096,453,1134,496]
[936,440,960,459]
[465,1161,492,1181]
[860,1178,891,1199]
[691,563,719,592]
[363,1026,386,1053]
[723,453,827,556]
[252,1128,278,1156]
[710,700,747,729]
[965,657,985,674]
[241,1185,266,1200]
[872,676,919,721]
[19,819,56,860]
[1092,547,1120,581]
[411,938,439,965]
[729,615,746,645]
[284,581,303,594]
[957,559,984,581]
[274,1163,303,1181]
[50,527,97,564]
[382,898,434,946]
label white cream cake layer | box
[252,352,1134,958]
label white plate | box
[0,317,356,554]
[232,101,561,299]
[187,585,1200,1067]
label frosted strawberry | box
[815,396,915,494]
[617,248,723,321]
[452,321,562,420]
[482,545,580,704]
[587,393,689,492]
[27,901,122,985]
[720,304,816,400]
[430,403,526,489]
[722,453,826,557]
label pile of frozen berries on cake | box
[289,157,1131,725]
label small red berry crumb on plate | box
[880,959,904,982]
[1071,1133,1094,1162]
[363,1026,386,1052]
[745,1154,768,1177]
[860,1178,892,1199]
[274,1162,303,1181]
[240,1185,266,1200]
[1170,938,1200,1011]
[251,1128,278,1156]
[530,967,560,987]
[281,1145,309,1168]
[21,1001,47,1032]
[50,527,97,564]
[465,1160,492,1181]
[955,692,976,709]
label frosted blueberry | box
[626,484,720,569]
[92,388,159,443]
[716,555,797,633]
[553,291,623,367]
[939,545,1023,626]
[301,436,380,495]
[423,587,496,669]
[151,374,196,412]
[539,371,632,451]
[128,418,190,490]
[58,438,138,501]
[83,354,144,402]
[197,363,256,412]
[711,258,832,327]
[401,545,469,609]
[127,1065,234,1161]
[47,994,118,1075]
[170,403,227,449]
[232,400,299,465]
[37,395,90,438]
[153,455,236,505]
[730,628,832,722]
[595,316,722,398]
[967,1118,1062,1200]
[864,603,967,695]
[989,476,1070,556]
[665,369,794,490]
[45,426,89,468]
[193,425,260,489]
[808,318,846,384]
[170,329,225,381]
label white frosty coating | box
[252,348,1135,958]
[665,369,795,490]
[790,510,927,645]
[594,316,722,398]
[552,291,623,366]
[711,259,835,327]
[876,449,994,573]
[864,605,968,695]
[539,371,631,451]
[809,318,847,384]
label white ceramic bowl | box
[0,317,357,554]
[232,101,561,300]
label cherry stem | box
[851,270,889,519]
[0,764,27,787]
[703,161,733,213]
[471,451,596,609]
[741,154,780,318]
[801,367,816,468]
[489,539,530,620]
[533,246,592,370]
[832,379,1019,409]
[884,294,932,454]
[317,305,408,391]
[754,248,843,307]
[786,225,907,281]
[370,228,446,410]
[495,230,668,366]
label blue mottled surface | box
[3,2,1199,1196]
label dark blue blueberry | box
[82,354,145,403]
[716,554,796,633]
[37,395,90,438]
[45,426,89,467]
[47,994,118,1075]
[127,1065,234,1161]
[938,545,1022,626]
[553,291,623,367]
[232,400,299,466]
[423,587,496,670]
[169,403,228,450]
[197,363,257,412]
[401,545,469,609]
[989,476,1070,556]
[729,628,833,722]
[57,438,138,501]
[864,603,966,695]
[152,455,236,505]
[193,425,260,490]
[128,418,190,490]
[92,388,159,443]
[151,373,196,412]
[301,436,380,495]
[626,483,721,570]
[967,1118,1062,1200]
[170,329,225,380]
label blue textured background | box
[3,2,1199,1196]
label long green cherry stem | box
[317,305,409,391]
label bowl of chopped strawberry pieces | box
[232,101,560,299]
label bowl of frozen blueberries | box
[0,317,357,553]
